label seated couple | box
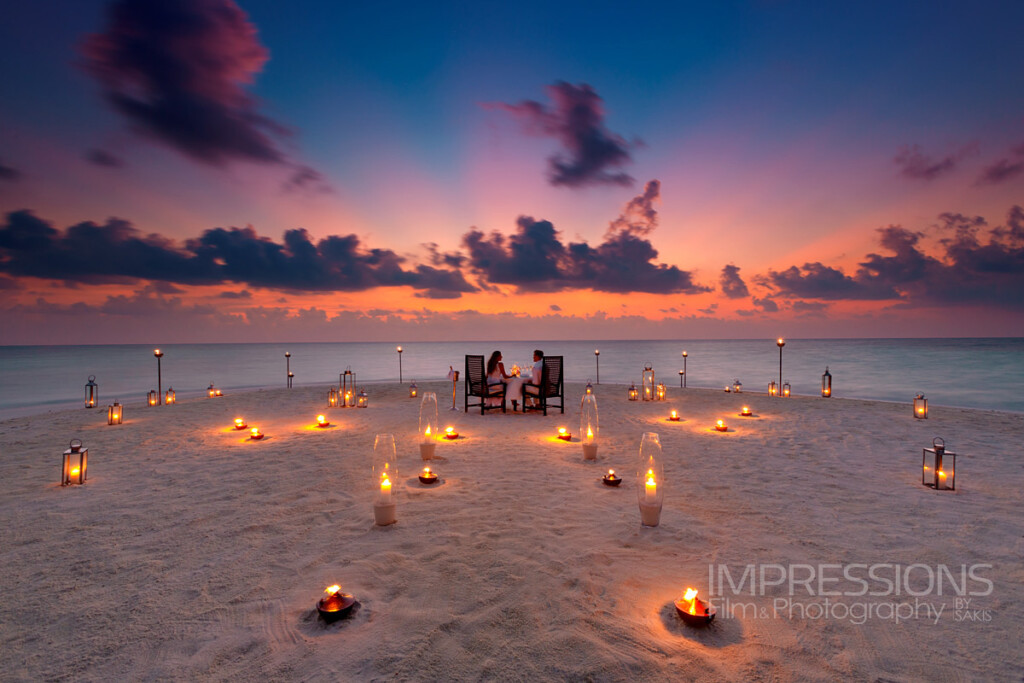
[486,349,544,411]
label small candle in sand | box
[234,418,246,430]
[669,410,680,421]
[445,427,458,439]
[715,419,727,432]
[317,414,329,427]
[557,427,571,440]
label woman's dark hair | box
[487,350,502,375]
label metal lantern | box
[655,382,666,401]
[768,380,778,396]
[581,393,599,460]
[373,433,397,526]
[84,375,98,408]
[107,401,122,425]
[207,382,217,398]
[637,432,664,527]
[732,379,743,393]
[585,380,594,396]
[147,390,158,406]
[914,393,928,419]
[922,437,956,490]
[409,381,418,398]
[628,383,639,401]
[821,367,832,397]
[328,387,339,408]
[340,367,356,407]
[165,387,176,405]
[641,364,655,401]
[62,439,88,486]
[419,392,439,460]
[357,388,369,408]
[782,382,791,398]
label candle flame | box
[325,584,340,595]
[425,425,431,436]
[608,469,615,476]
[587,427,593,438]
[717,419,725,429]
[646,475,656,486]
[70,466,80,477]
[251,427,259,436]
[670,410,677,418]
[423,467,431,474]
[317,414,326,424]
[683,587,698,602]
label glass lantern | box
[107,401,122,425]
[628,383,639,401]
[357,388,369,408]
[340,367,356,407]
[409,381,418,398]
[373,433,397,525]
[585,380,594,396]
[821,367,832,398]
[419,392,439,460]
[732,379,743,393]
[637,432,664,527]
[914,394,928,419]
[165,387,176,405]
[328,387,338,408]
[768,380,778,397]
[782,382,791,397]
[62,439,88,486]
[581,393,599,460]
[656,382,667,401]
[922,437,956,490]
[641,364,655,401]
[207,382,217,398]
[148,390,158,406]
[84,375,98,408]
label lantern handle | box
[69,438,83,452]
[87,375,96,383]
[932,436,945,449]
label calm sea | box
[0,338,1022,418]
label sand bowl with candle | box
[674,587,716,626]
[316,585,357,623]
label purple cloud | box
[489,81,638,188]
[893,144,964,180]
[976,143,1024,186]
[462,182,707,294]
[719,264,750,299]
[80,0,321,190]
[0,210,475,297]
[0,161,21,182]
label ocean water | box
[0,338,1022,418]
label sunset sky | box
[1,0,1022,343]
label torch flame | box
[683,587,698,602]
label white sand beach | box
[2,381,1023,681]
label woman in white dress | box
[486,350,526,410]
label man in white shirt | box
[526,349,544,407]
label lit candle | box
[715,419,727,432]
[317,414,329,427]
[645,469,657,502]
[557,427,571,440]
[741,406,751,416]
[937,470,947,489]
[70,466,80,478]
[425,425,432,438]
[669,410,679,421]
[445,427,458,439]
[250,427,263,440]
[380,476,392,500]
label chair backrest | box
[541,356,563,396]
[465,355,486,395]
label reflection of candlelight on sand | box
[674,587,716,626]
[316,584,357,622]
[602,469,621,486]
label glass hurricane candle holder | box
[581,393,599,460]
[768,381,778,397]
[642,364,655,401]
[922,437,956,490]
[782,382,791,398]
[328,387,339,408]
[373,433,397,525]
[84,375,98,408]
[656,382,667,401]
[165,387,176,405]
[419,392,439,460]
[61,439,88,486]
[637,432,664,527]
[357,389,368,408]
